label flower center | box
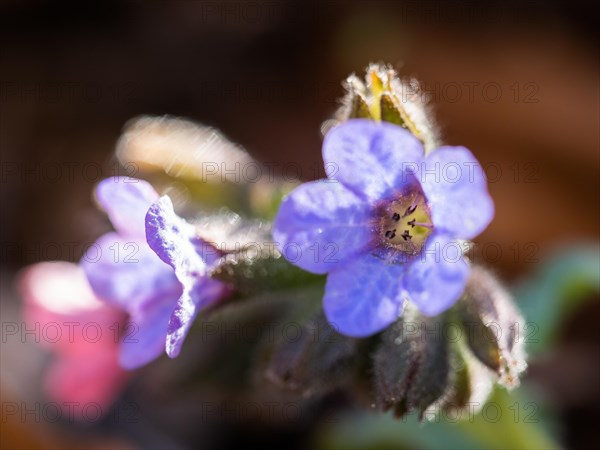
[378,188,433,255]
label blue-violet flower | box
[273,119,494,337]
[81,177,228,368]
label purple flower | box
[273,119,494,337]
[81,177,228,368]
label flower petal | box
[95,177,159,238]
[273,180,373,274]
[80,233,181,313]
[145,196,227,358]
[118,297,174,369]
[323,253,405,337]
[19,261,108,316]
[45,346,128,416]
[404,233,470,316]
[420,146,494,240]
[322,119,424,202]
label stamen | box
[407,219,433,229]
[385,229,397,239]
[401,230,412,241]
[403,204,417,217]
[392,212,400,221]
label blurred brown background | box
[1,1,598,449]
[1,0,598,278]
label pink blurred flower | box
[18,261,129,419]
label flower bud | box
[457,266,527,388]
[330,63,440,152]
[255,310,359,397]
[373,267,527,421]
[373,304,451,419]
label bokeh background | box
[1,1,598,449]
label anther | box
[407,219,433,229]
[401,230,412,241]
[403,204,417,217]
[385,229,397,239]
[392,212,401,221]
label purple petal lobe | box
[145,196,226,358]
[404,233,470,316]
[322,119,424,202]
[80,233,181,312]
[273,180,373,274]
[96,177,159,238]
[323,253,405,337]
[420,146,494,240]
[119,297,174,369]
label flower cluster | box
[17,65,526,422]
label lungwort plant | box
[24,64,527,422]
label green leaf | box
[317,387,559,450]
[211,252,323,295]
[515,245,600,355]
